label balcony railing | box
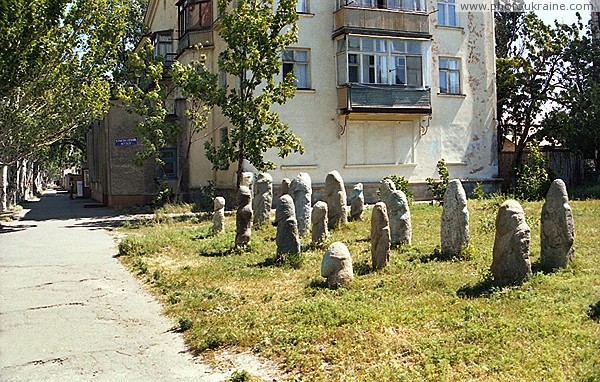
[333,6,430,39]
[338,84,431,114]
[177,29,214,55]
[163,53,177,73]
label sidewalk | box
[0,191,277,381]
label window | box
[178,0,212,37]
[437,0,457,27]
[152,32,173,58]
[159,148,178,179]
[336,36,423,87]
[346,121,415,166]
[218,71,227,89]
[439,58,460,94]
[282,49,310,89]
[336,0,427,11]
[296,0,309,13]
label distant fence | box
[499,149,584,192]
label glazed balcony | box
[337,84,431,115]
[333,6,430,39]
[177,29,214,55]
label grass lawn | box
[117,198,600,381]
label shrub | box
[177,316,193,332]
[426,159,449,204]
[382,174,414,204]
[515,141,551,201]
[471,182,485,200]
[196,180,215,212]
[230,370,251,382]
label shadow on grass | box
[307,278,328,289]
[354,259,373,276]
[588,301,600,321]
[457,277,496,298]
[198,247,238,258]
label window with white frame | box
[439,58,461,94]
[336,36,423,87]
[296,0,309,13]
[282,49,310,89]
[437,0,457,26]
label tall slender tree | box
[172,0,304,189]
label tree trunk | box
[1,164,7,212]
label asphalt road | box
[0,191,280,381]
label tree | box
[540,17,600,177]
[495,13,576,187]
[0,0,127,209]
[172,0,304,189]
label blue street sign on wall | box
[115,138,138,147]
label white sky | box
[535,8,591,25]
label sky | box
[536,8,591,25]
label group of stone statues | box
[491,179,574,286]
[211,170,575,289]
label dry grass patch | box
[117,199,600,381]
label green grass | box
[117,199,600,381]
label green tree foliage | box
[0,0,127,166]
[172,0,304,189]
[540,17,600,173]
[426,159,449,204]
[514,141,551,201]
[495,13,577,170]
[116,45,180,166]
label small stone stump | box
[275,195,300,261]
[350,183,364,221]
[325,170,348,229]
[440,179,470,257]
[280,178,291,196]
[290,172,312,236]
[252,173,273,226]
[491,200,532,286]
[321,242,353,289]
[541,179,575,271]
[212,196,226,234]
[379,179,412,247]
[235,186,253,247]
[371,202,390,270]
[311,201,328,246]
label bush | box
[382,174,413,204]
[196,180,215,212]
[177,316,193,332]
[230,370,251,382]
[471,182,485,200]
[515,142,551,201]
[426,159,449,204]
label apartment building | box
[92,0,499,205]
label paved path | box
[0,191,279,381]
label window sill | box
[280,164,318,170]
[437,92,466,98]
[298,12,315,18]
[345,163,417,169]
[435,25,464,33]
[447,162,467,166]
[296,88,316,93]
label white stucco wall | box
[147,0,498,191]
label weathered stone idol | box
[289,172,312,236]
[440,179,470,257]
[325,170,348,229]
[321,242,353,289]
[235,186,253,247]
[311,201,329,246]
[371,202,390,270]
[350,183,365,221]
[541,179,575,270]
[241,172,254,189]
[280,178,291,196]
[275,195,300,260]
[252,173,273,226]
[491,200,532,286]
[379,179,412,246]
[212,196,226,234]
